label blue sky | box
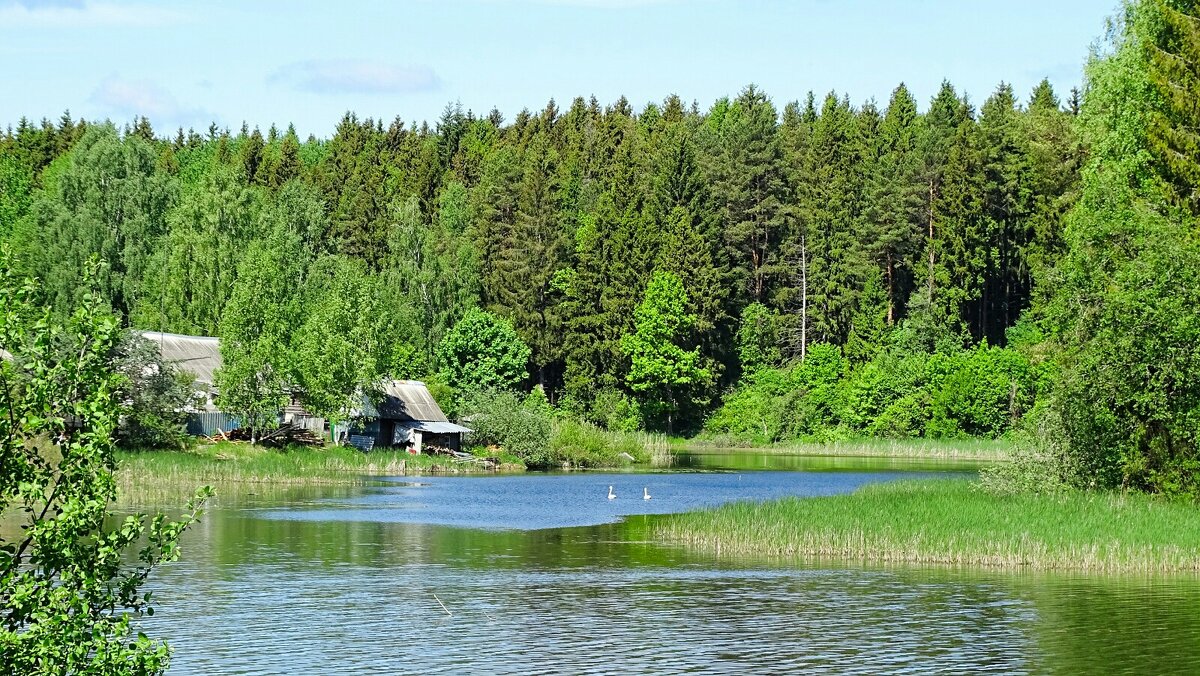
[1,0,1117,138]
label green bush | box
[704,338,1035,443]
[587,387,644,433]
[549,418,649,468]
[114,332,198,449]
[459,389,552,466]
[928,346,1032,438]
[704,366,795,442]
[460,389,651,468]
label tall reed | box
[658,480,1200,573]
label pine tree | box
[273,125,303,187]
[1023,79,1082,301]
[974,82,1025,343]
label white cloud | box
[269,59,441,95]
[0,0,187,27]
[89,77,211,128]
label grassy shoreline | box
[656,479,1200,574]
[676,437,1013,461]
[117,441,525,488]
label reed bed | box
[657,479,1200,573]
[683,437,1013,461]
[116,442,504,488]
[641,432,674,467]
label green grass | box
[657,479,1200,573]
[117,441,523,487]
[546,419,667,468]
[679,436,1013,461]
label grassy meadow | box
[657,479,1200,574]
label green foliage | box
[548,417,649,467]
[291,255,383,423]
[1,75,1087,450]
[437,308,530,395]
[586,387,644,432]
[622,271,711,431]
[707,338,1034,443]
[1034,0,1200,497]
[0,256,208,674]
[113,332,198,449]
[459,388,648,468]
[459,389,552,466]
[0,153,33,237]
[736,302,780,376]
[16,124,177,320]
[216,227,304,436]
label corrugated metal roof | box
[137,331,222,385]
[365,379,449,423]
[398,420,473,434]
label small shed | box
[348,379,471,453]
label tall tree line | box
[0,80,1082,429]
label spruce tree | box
[865,84,924,325]
[707,85,787,304]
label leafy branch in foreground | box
[0,256,211,675]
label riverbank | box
[656,479,1200,573]
[116,441,525,488]
[676,437,1013,461]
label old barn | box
[342,380,471,454]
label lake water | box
[138,452,1200,674]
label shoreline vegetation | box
[117,424,673,487]
[116,442,523,488]
[114,435,980,489]
[656,480,1200,574]
[678,437,1012,461]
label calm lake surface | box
[137,451,1200,675]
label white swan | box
[608,485,616,500]
[643,486,652,501]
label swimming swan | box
[608,485,616,500]
[643,486,652,500]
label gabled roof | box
[137,331,222,385]
[364,379,449,423]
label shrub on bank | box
[549,418,648,467]
[459,389,649,468]
[704,339,1037,443]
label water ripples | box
[139,470,1200,675]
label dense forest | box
[0,77,1083,442]
[1,1,1198,496]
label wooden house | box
[342,379,471,453]
[138,331,325,436]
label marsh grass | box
[547,419,657,468]
[658,479,1200,573]
[116,441,517,488]
[683,437,1013,461]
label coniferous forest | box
[0,79,1084,441]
